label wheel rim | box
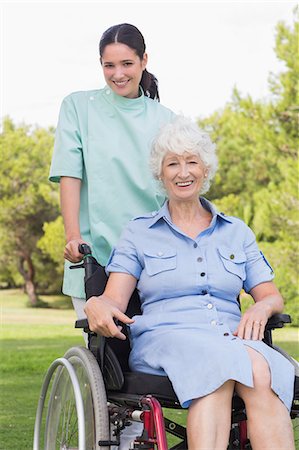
[45,361,96,449]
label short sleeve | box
[105,223,143,280]
[49,95,83,183]
[243,226,274,293]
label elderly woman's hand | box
[84,295,134,340]
[233,281,284,340]
[233,302,270,340]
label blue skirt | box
[128,296,295,409]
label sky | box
[1,1,297,128]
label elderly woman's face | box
[160,152,207,202]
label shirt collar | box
[148,196,232,228]
[102,85,145,110]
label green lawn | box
[0,289,298,449]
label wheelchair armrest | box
[76,314,292,332]
[265,313,291,330]
[75,318,90,332]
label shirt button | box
[224,332,229,336]
[207,303,213,309]
[197,257,203,262]
[106,89,111,95]
[211,320,217,326]
[89,96,94,100]
[230,254,235,260]
[193,243,198,248]
[200,272,205,277]
[157,251,164,257]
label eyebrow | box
[103,59,134,64]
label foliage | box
[201,11,299,324]
[0,118,59,303]
[37,216,65,266]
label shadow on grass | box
[37,294,73,310]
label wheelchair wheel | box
[44,346,110,450]
[293,417,299,449]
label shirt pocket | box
[143,248,177,276]
[217,245,247,281]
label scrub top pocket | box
[218,246,247,281]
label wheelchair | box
[34,244,299,450]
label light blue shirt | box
[106,197,274,314]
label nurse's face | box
[161,152,207,202]
[101,43,147,99]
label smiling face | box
[160,152,207,202]
[101,43,147,99]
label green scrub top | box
[49,86,175,298]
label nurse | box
[85,116,295,450]
[49,23,175,318]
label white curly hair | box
[150,115,218,194]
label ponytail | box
[141,69,160,101]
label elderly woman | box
[85,116,295,450]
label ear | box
[99,57,103,66]
[142,52,148,70]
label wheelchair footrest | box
[98,440,119,446]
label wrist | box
[66,234,82,243]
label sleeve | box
[243,226,274,293]
[49,95,83,183]
[105,222,143,280]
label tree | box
[0,118,59,305]
[198,11,298,323]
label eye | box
[123,62,133,67]
[167,162,178,166]
[188,160,198,164]
[104,63,114,68]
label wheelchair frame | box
[33,244,299,450]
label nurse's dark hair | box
[99,23,160,101]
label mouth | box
[176,181,193,187]
[113,80,130,87]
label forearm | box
[251,283,284,316]
[255,294,284,316]
[60,176,81,241]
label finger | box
[236,320,246,339]
[251,321,261,341]
[114,310,135,324]
[107,321,127,340]
[244,321,254,340]
[258,322,265,340]
[114,330,127,340]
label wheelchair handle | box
[78,243,92,256]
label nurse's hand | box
[84,295,134,340]
[233,302,270,341]
[64,238,88,262]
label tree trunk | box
[18,254,39,306]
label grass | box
[0,289,80,450]
[0,289,298,449]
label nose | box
[113,65,125,80]
[178,162,189,178]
